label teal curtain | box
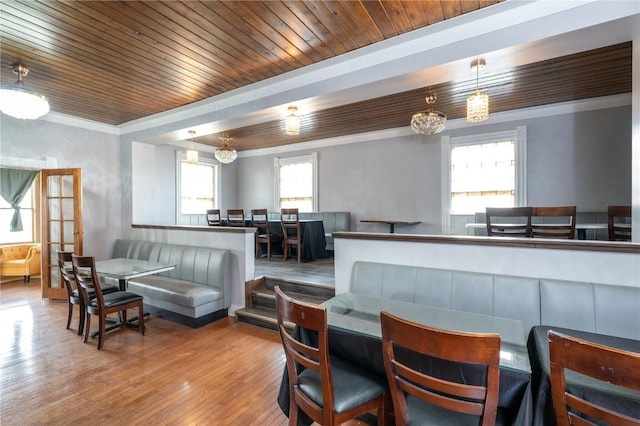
[0,168,38,232]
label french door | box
[41,168,83,300]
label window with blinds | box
[274,153,318,212]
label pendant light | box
[215,132,237,164]
[186,130,198,163]
[285,106,300,136]
[0,63,50,120]
[467,59,489,123]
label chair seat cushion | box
[405,395,507,425]
[72,285,118,299]
[91,291,143,308]
[297,355,386,414]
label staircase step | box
[235,306,293,331]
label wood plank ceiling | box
[0,1,632,152]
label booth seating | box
[110,239,231,328]
[0,243,41,283]
[350,261,640,340]
[268,211,350,251]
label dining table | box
[278,292,534,425]
[527,325,640,425]
[262,219,329,261]
[360,219,420,233]
[95,257,176,291]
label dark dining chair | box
[71,254,145,350]
[58,250,118,336]
[531,206,577,239]
[281,208,302,263]
[251,208,282,260]
[206,209,221,226]
[548,330,640,426]
[226,209,245,227]
[275,286,388,425]
[381,310,502,426]
[607,205,632,241]
[486,206,532,237]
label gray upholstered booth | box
[111,239,231,328]
[349,261,640,340]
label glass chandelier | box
[285,106,300,136]
[0,63,50,120]
[186,130,198,163]
[215,132,237,164]
[467,59,489,123]
[411,91,447,135]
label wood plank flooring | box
[254,256,335,286]
[0,277,365,426]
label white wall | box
[334,235,640,295]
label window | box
[274,153,318,212]
[442,127,526,229]
[0,183,35,244]
[176,154,219,222]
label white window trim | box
[273,152,318,212]
[175,151,220,224]
[441,126,527,234]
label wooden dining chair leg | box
[77,297,86,336]
[137,301,145,335]
[66,300,74,330]
[83,314,92,343]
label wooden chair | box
[548,330,640,426]
[251,209,282,260]
[274,286,387,426]
[485,206,532,237]
[226,209,246,227]
[71,254,145,350]
[607,205,632,241]
[58,251,118,335]
[380,310,501,426]
[531,206,577,239]
[206,209,221,226]
[281,208,302,263]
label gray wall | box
[0,116,121,259]
[236,105,631,235]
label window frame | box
[441,126,527,233]
[273,152,318,212]
[175,152,220,224]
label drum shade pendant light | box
[215,132,237,164]
[467,59,489,123]
[0,63,50,119]
[411,91,447,135]
[285,106,300,136]
[186,130,198,163]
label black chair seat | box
[297,355,386,414]
[91,291,143,308]
[72,285,118,299]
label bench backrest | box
[351,261,640,340]
[112,239,232,308]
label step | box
[235,306,293,332]
[251,287,329,310]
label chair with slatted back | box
[486,206,532,237]
[381,310,502,426]
[281,208,302,263]
[58,250,118,336]
[71,254,145,350]
[206,209,221,226]
[251,208,282,260]
[531,206,577,239]
[607,205,632,241]
[275,286,388,426]
[548,330,640,426]
[226,209,246,227]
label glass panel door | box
[41,168,82,300]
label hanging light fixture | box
[215,132,237,164]
[186,130,198,163]
[467,58,489,123]
[0,63,50,120]
[285,106,300,136]
[411,90,447,135]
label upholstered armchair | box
[0,243,41,283]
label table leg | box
[389,223,395,233]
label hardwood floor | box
[254,255,335,287]
[0,277,365,425]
